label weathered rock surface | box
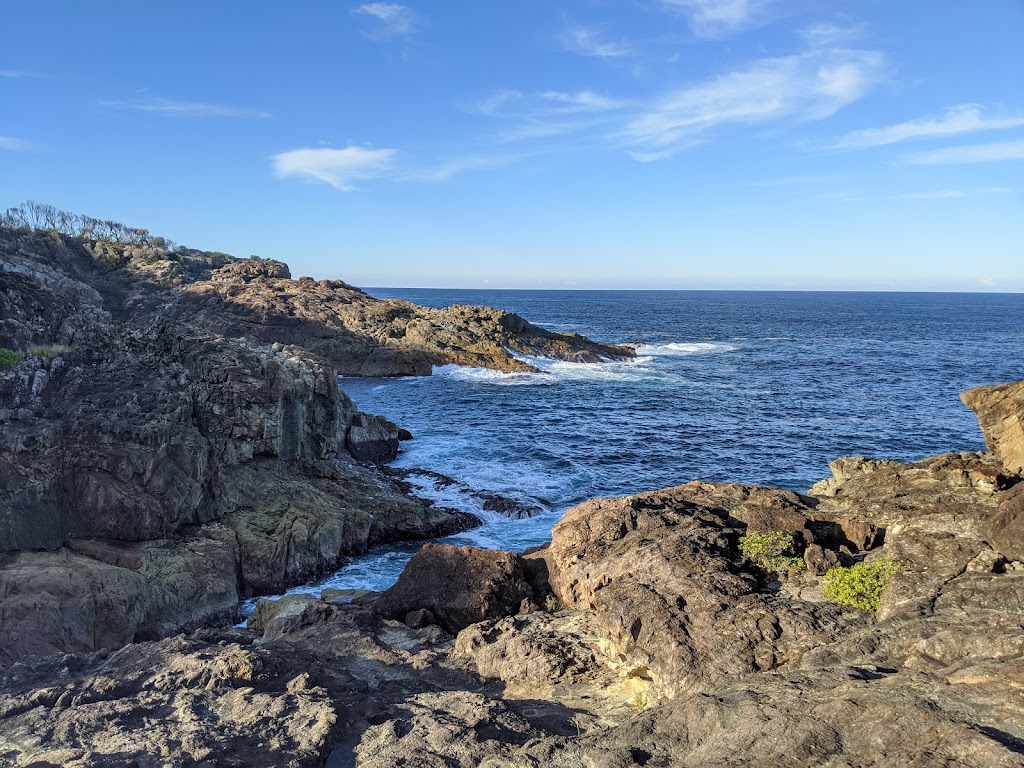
[987,482,1024,562]
[177,274,635,377]
[0,632,338,767]
[963,379,1024,475]
[6,221,623,662]
[374,543,536,633]
[3,216,1024,767]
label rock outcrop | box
[374,543,536,633]
[962,379,1024,475]
[176,275,634,376]
[2,214,1023,767]
[1,221,627,664]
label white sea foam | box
[430,363,554,386]
[399,469,549,521]
[634,341,737,356]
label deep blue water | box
[274,290,1024,598]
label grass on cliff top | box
[823,556,904,612]
[27,344,72,361]
[0,348,23,368]
[739,531,805,573]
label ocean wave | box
[430,363,555,386]
[635,341,737,356]
[398,469,549,521]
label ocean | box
[274,290,1024,599]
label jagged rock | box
[0,229,488,663]
[374,544,535,633]
[0,550,147,666]
[808,452,1006,538]
[248,594,318,637]
[178,269,635,377]
[455,611,606,694]
[353,691,538,768]
[987,482,1024,562]
[0,634,337,767]
[346,412,401,464]
[571,664,1024,768]
[803,543,841,574]
[545,482,862,700]
[962,379,1024,475]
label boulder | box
[0,550,147,665]
[346,412,401,464]
[247,594,318,637]
[374,543,535,633]
[546,482,861,699]
[962,379,1024,475]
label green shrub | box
[738,531,804,573]
[823,556,904,612]
[0,348,23,368]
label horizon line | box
[362,285,1024,295]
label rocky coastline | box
[1,219,1023,766]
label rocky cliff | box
[1,379,1021,767]
[0,221,628,663]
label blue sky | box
[2,1,1022,290]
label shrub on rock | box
[739,531,804,573]
[823,556,904,612]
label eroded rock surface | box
[178,276,634,377]
[374,543,536,633]
[963,379,1024,474]
[2,218,1023,767]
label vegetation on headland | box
[823,556,904,612]
[0,348,23,368]
[1,201,238,285]
[738,531,805,573]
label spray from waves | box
[430,363,556,386]
[635,341,738,356]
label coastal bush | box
[738,531,804,573]
[0,348,23,368]
[823,556,904,612]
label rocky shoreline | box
[0,221,632,663]
[1,218,1023,766]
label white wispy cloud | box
[476,89,627,142]
[353,3,418,41]
[401,153,520,182]
[827,105,1024,150]
[623,46,884,156]
[479,89,625,118]
[799,21,864,48]
[978,277,996,286]
[560,22,633,58]
[0,135,34,151]
[102,98,271,119]
[903,139,1024,165]
[0,70,37,78]
[897,187,1010,200]
[659,0,770,38]
[272,146,397,190]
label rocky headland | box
[1,210,1022,767]
[0,213,632,665]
